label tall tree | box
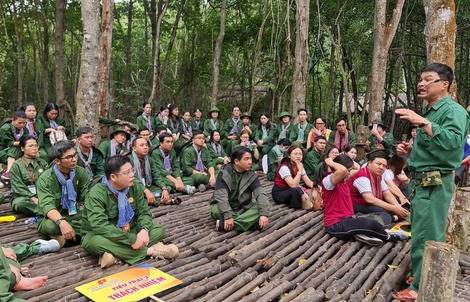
[291,0,309,121]
[54,0,66,109]
[98,0,114,118]
[366,0,405,124]
[211,0,227,107]
[423,0,457,97]
[75,0,100,137]
[12,0,25,106]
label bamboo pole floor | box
[1,177,469,302]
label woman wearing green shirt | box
[10,136,49,215]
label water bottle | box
[25,217,38,225]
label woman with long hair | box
[167,104,183,154]
[255,113,275,156]
[36,103,69,163]
[207,130,230,168]
[136,101,157,138]
[271,145,315,210]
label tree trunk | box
[75,0,100,138]
[98,0,114,118]
[423,0,457,98]
[211,0,227,107]
[366,0,405,124]
[13,0,25,106]
[291,0,309,121]
[148,0,170,104]
[54,0,66,110]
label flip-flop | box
[0,216,16,223]
[392,288,418,302]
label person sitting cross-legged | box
[36,140,90,247]
[150,132,197,196]
[321,154,409,246]
[81,155,179,269]
[180,129,217,193]
[210,146,270,232]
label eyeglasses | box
[60,153,78,160]
[117,169,135,176]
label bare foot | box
[21,267,29,274]
[13,275,48,291]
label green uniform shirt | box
[36,115,69,148]
[36,166,90,226]
[136,115,157,133]
[181,145,215,177]
[76,146,105,179]
[0,123,29,149]
[10,157,48,200]
[275,123,293,141]
[289,122,313,143]
[190,117,205,131]
[203,119,224,139]
[304,149,323,180]
[99,140,130,160]
[408,95,470,173]
[237,123,258,140]
[150,146,182,178]
[254,124,276,146]
[127,154,165,191]
[207,142,227,166]
[221,118,241,139]
[367,131,394,154]
[328,129,356,151]
[81,181,154,246]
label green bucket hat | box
[109,127,131,141]
[209,107,220,117]
[369,119,387,130]
[278,111,292,121]
[241,111,252,120]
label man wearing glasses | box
[393,63,469,301]
[328,117,356,152]
[36,140,90,248]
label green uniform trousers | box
[11,242,41,263]
[162,177,194,193]
[0,244,27,302]
[37,213,83,237]
[0,192,4,205]
[210,204,261,231]
[11,198,37,216]
[409,173,454,292]
[81,223,165,265]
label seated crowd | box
[0,102,416,299]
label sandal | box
[392,288,418,302]
[0,215,16,223]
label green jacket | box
[10,157,49,200]
[210,163,270,220]
[290,122,314,143]
[127,153,165,191]
[366,131,394,154]
[36,115,69,148]
[136,114,157,133]
[328,129,356,151]
[181,144,215,177]
[76,146,105,179]
[304,148,323,180]
[98,140,130,160]
[275,123,293,141]
[221,118,241,139]
[190,117,205,131]
[254,124,276,146]
[0,122,29,149]
[203,119,223,139]
[150,146,182,178]
[81,181,154,246]
[236,123,258,140]
[267,145,285,181]
[409,95,470,173]
[155,114,171,129]
[36,166,90,225]
[207,142,227,166]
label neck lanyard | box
[21,157,36,182]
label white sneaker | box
[385,229,410,241]
[35,239,61,254]
[183,185,196,195]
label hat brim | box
[110,130,130,141]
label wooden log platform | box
[1,177,469,301]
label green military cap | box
[278,111,292,121]
[209,107,220,114]
[109,127,131,141]
[241,111,252,120]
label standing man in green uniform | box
[81,155,178,269]
[393,63,469,302]
[304,135,327,180]
[181,129,217,192]
[151,132,196,195]
[289,109,313,148]
[76,127,105,181]
[36,140,90,247]
[210,146,270,232]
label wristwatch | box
[419,118,430,127]
[55,218,63,226]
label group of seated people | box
[0,102,417,299]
